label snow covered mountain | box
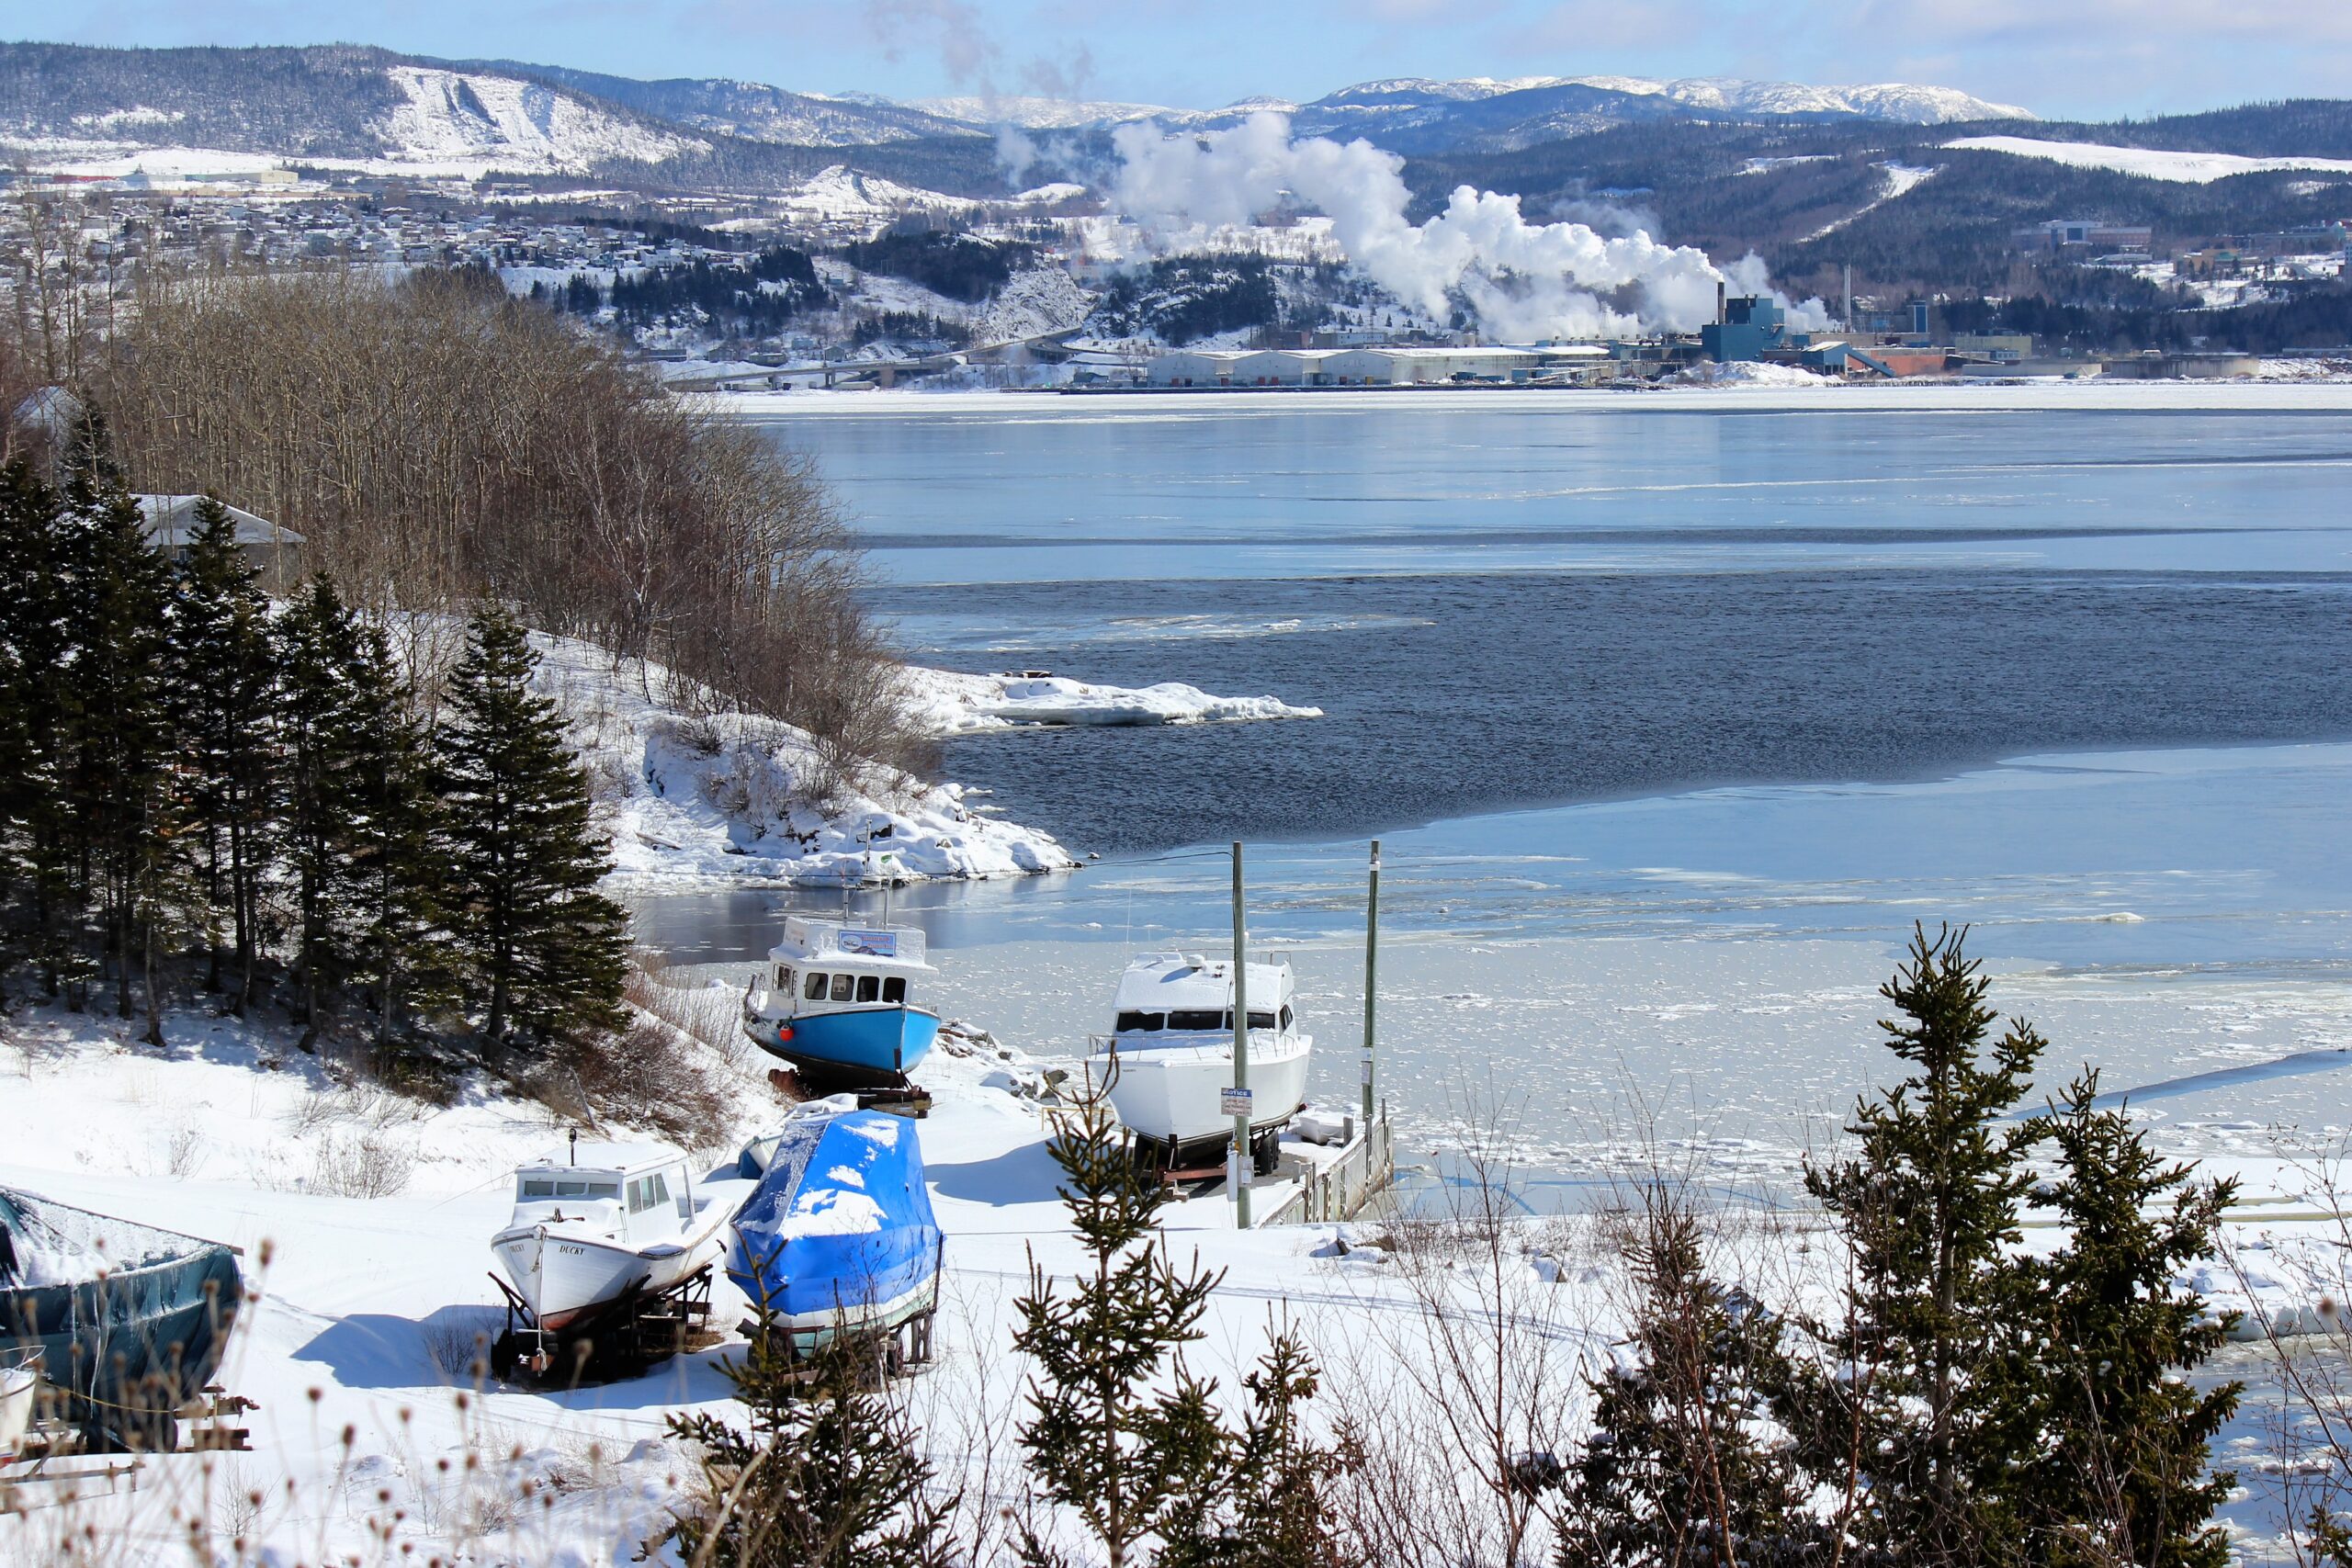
[0,44,713,175]
[485,64,984,146]
[942,73,2035,152]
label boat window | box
[856,974,880,1003]
[883,976,906,1004]
[1248,1010,1274,1030]
[1279,1005,1294,1030]
[555,1179,618,1200]
[775,964,794,991]
[1116,1010,1165,1032]
[1169,1010,1224,1032]
[628,1174,672,1214]
[805,971,828,1000]
[520,1178,555,1199]
[831,973,855,1002]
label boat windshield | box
[518,1177,621,1201]
[1153,1010,1280,1032]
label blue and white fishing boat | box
[742,918,940,1087]
[727,1100,944,1358]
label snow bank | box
[899,667,1323,735]
[527,634,1077,888]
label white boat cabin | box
[1111,952,1297,1039]
[507,1141,696,1246]
[754,918,933,1020]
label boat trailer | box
[488,1266,718,1386]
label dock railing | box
[1260,1105,1394,1227]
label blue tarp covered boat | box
[728,1104,943,1355]
[0,1187,243,1450]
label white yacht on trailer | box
[490,1142,741,1336]
[1086,952,1312,1173]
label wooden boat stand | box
[764,1067,932,1119]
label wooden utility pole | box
[1230,841,1251,1227]
[1363,839,1380,1127]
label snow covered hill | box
[1945,134,2352,183]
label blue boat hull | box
[756,1005,939,1086]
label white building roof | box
[136,494,303,549]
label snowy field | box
[1945,134,2352,183]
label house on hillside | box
[136,495,304,587]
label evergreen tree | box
[277,576,370,1047]
[58,438,179,1041]
[166,496,278,1010]
[1160,1331,1353,1568]
[1776,925,2046,1567]
[1558,1190,1829,1568]
[337,621,446,1052]
[0,458,69,987]
[2018,1072,2241,1567]
[1012,1079,1230,1568]
[664,1326,955,1568]
[436,605,627,1056]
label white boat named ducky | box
[489,1141,744,1342]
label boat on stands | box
[489,1141,741,1351]
[1084,952,1312,1175]
[728,1098,944,1361]
[1,1186,244,1451]
[741,918,940,1088]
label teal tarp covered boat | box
[0,1187,243,1450]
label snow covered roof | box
[135,494,304,550]
[1113,952,1294,1011]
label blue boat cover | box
[727,1109,941,1327]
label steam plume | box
[1112,113,1786,341]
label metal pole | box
[1230,840,1250,1227]
[1363,839,1380,1127]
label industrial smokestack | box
[1843,264,1853,331]
[1716,281,1726,324]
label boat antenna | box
[569,1128,577,1167]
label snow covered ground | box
[3,959,2345,1562]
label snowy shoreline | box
[531,634,1317,890]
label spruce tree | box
[2019,1072,2241,1567]
[436,605,627,1057]
[1558,1190,1828,1568]
[0,459,68,986]
[664,1326,955,1568]
[1162,1331,1352,1568]
[167,497,279,1010]
[1776,925,2046,1567]
[59,444,179,1040]
[277,576,369,1046]
[1012,1078,1229,1568]
[338,622,446,1052]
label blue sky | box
[30,0,2350,121]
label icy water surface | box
[749,398,2352,855]
[681,397,2352,1173]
